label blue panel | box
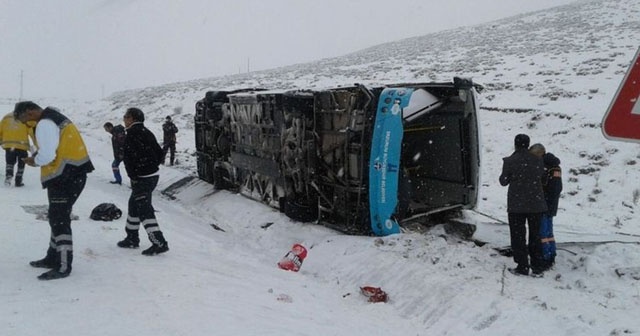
[369,88,414,236]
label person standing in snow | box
[529,143,562,271]
[14,101,94,280]
[161,116,178,166]
[118,107,169,255]
[0,111,36,187]
[103,122,126,185]
[499,134,548,276]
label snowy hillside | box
[89,0,640,232]
[2,0,640,335]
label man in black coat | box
[161,116,178,166]
[499,134,548,276]
[118,107,169,255]
[103,122,126,185]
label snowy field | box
[2,0,640,335]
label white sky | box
[0,0,576,100]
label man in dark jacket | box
[14,101,94,280]
[118,107,169,255]
[103,122,126,185]
[161,116,178,166]
[530,143,562,271]
[499,134,548,276]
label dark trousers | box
[111,158,123,183]
[162,142,176,165]
[508,212,544,270]
[125,175,166,246]
[5,148,28,182]
[45,174,87,273]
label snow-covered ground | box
[2,0,640,335]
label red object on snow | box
[360,286,388,303]
[277,243,308,272]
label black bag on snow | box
[90,203,122,221]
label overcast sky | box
[0,0,577,100]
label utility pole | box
[19,70,23,100]
[247,58,250,73]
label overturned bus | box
[194,77,482,236]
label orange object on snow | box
[360,286,388,303]
[277,243,308,272]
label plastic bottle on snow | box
[277,243,308,272]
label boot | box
[15,176,24,187]
[142,231,168,255]
[38,248,72,280]
[30,248,58,268]
[30,257,58,268]
[508,264,530,276]
[4,176,11,187]
[37,269,71,280]
[117,235,140,248]
[531,268,544,278]
[142,242,169,256]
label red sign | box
[602,47,640,142]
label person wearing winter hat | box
[529,143,562,271]
[499,134,548,277]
